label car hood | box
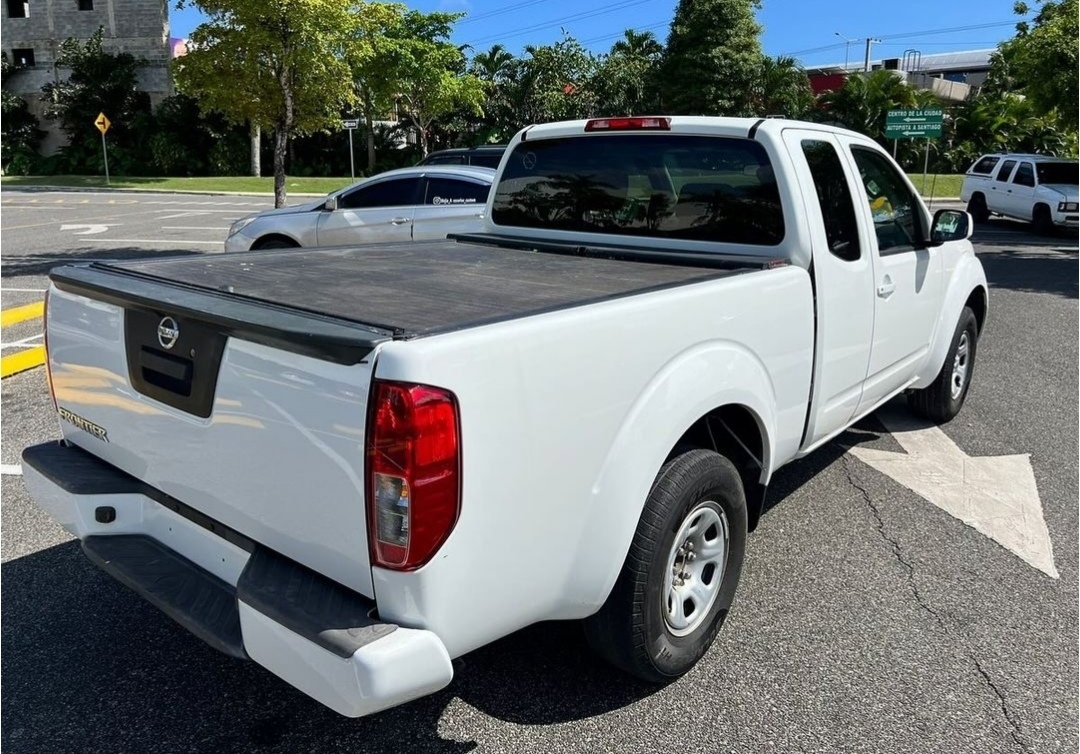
[251,198,326,218]
[1042,184,1079,201]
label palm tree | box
[753,55,813,118]
[470,44,515,84]
[611,29,662,60]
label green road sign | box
[885,108,943,139]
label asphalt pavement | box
[1,189,1077,754]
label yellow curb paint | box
[1,346,46,378]
[0,301,44,327]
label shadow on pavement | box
[1,539,658,753]
[977,247,1078,299]
[1,247,204,278]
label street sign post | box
[343,119,359,180]
[94,112,112,185]
[885,108,944,201]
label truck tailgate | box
[45,273,390,598]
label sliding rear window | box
[491,134,784,246]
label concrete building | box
[2,0,172,153]
[807,49,994,102]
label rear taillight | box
[366,380,460,570]
[42,289,57,411]
[584,116,671,132]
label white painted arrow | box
[850,409,1058,578]
[60,223,112,235]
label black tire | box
[907,307,978,423]
[584,449,747,683]
[966,194,990,224]
[253,236,299,250]
[1032,204,1054,236]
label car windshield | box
[491,134,785,246]
[1035,162,1079,185]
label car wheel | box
[966,194,990,224]
[584,449,747,683]
[1032,204,1054,236]
[907,306,978,424]
[253,236,299,250]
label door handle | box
[1006,189,1012,193]
[390,217,410,225]
[877,278,896,298]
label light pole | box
[863,37,882,72]
[834,32,857,72]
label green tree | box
[40,28,150,174]
[994,0,1078,122]
[945,91,1076,171]
[1,52,44,174]
[752,55,813,118]
[176,0,359,207]
[817,69,921,135]
[468,44,519,143]
[594,29,662,116]
[504,35,600,129]
[659,0,764,115]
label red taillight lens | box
[42,289,58,411]
[366,380,460,570]
[584,117,671,132]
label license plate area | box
[124,307,226,417]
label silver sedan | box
[224,165,495,251]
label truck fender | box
[568,340,778,613]
[913,250,988,389]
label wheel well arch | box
[251,233,300,249]
[667,403,769,531]
[965,285,987,334]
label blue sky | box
[170,0,1030,68]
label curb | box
[0,184,333,198]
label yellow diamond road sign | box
[94,112,111,134]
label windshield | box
[1035,162,1078,185]
[491,134,785,246]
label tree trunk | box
[273,125,288,208]
[250,123,261,177]
[416,120,429,156]
[363,91,376,172]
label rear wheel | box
[584,449,747,683]
[967,193,990,224]
[1032,204,1054,236]
[907,306,978,423]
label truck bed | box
[71,237,749,338]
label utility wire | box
[464,0,655,46]
[457,0,557,26]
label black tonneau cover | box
[51,237,769,363]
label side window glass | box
[995,160,1016,182]
[800,139,860,261]
[850,146,922,254]
[1012,162,1036,187]
[339,178,419,209]
[971,156,999,175]
[424,177,489,206]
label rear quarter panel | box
[369,265,813,657]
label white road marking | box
[850,408,1058,578]
[1,334,44,349]
[1,287,48,292]
[153,209,263,214]
[60,223,113,235]
[1,464,22,476]
[83,238,222,245]
[161,226,230,231]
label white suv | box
[960,153,1078,234]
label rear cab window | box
[970,156,1000,175]
[491,134,785,246]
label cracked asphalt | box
[1,190,1077,754]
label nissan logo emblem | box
[157,316,180,350]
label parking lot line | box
[1,301,44,327]
[1,345,46,378]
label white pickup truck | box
[23,116,988,718]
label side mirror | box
[929,208,972,245]
[324,195,337,212]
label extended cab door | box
[782,130,875,447]
[411,175,489,241]
[987,158,1017,214]
[1005,161,1038,220]
[842,141,944,415]
[316,176,422,246]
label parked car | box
[25,116,986,719]
[959,153,1078,233]
[224,166,495,251]
[416,145,507,169]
